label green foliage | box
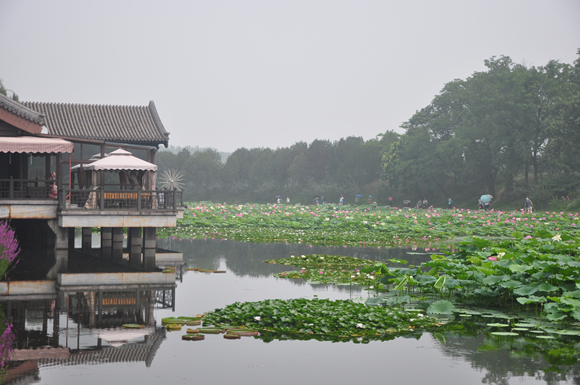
[266,254,380,286]
[353,235,580,323]
[427,300,456,314]
[165,202,580,248]
[202,298,440,341]
[383,52,580,206]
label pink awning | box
[0,136,74,153]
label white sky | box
[1,0,579,152]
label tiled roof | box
[21,101,169,147]
[0,93,45,125]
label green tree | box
[185,149,222,199]
[0,79,19,101]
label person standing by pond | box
[322,196,326,204]
[448,197,453,210]
[314,197,319,205]
[389,196,393,206]
[417,199,422,209]
[286,197,290,205]
[339,195,344,205]
[368,195,372,204]
[422,198,428,209]
[478,198,483,210]
[525,197,533,214]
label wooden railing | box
[60,189,183,212]
[0,178,57,200]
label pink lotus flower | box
[488,256,497,261]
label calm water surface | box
[5,238,580,384]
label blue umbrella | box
[355,194,362,197]
[480,195,492,203]
[275,195,281,198]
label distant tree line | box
[157,136,388,204]
[157,50,580,207]
[161,145,231,164]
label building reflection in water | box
[1,283,175,384]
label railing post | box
[60,188,65,208]
[9,177,13,200]
[172,190,176,211]
[100,189,104,210]
[137,190,141,212]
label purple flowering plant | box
[0,221,19,373]
[0,221,19,279]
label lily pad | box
[182,334,204,341]
[487,323,509,327]
[162,317,186,325]
[122,324,145,329]
[227,330,260,336]
[224,334,241,339]
[491,332,519,336]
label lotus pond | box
[164,202,579,247]
[12,237,577,384]
[7,202,580,384]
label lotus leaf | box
[426,300,455,314]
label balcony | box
[0,178,56,200]
[58,188,184,228]
[0,179,183,225]
[61,189,183,212]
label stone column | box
[112,227,124,264]
[47,220,68,278]
[101,227,112,261]
[129,227,142,269]
[82,227,92,255]
[143,227,157,272]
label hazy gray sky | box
[1,0,579,152]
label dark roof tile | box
[0,93,46,125]
[22,101,169,146]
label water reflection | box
[158,237,436,278]
[435,330,580,384]
[1,238,579,384]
